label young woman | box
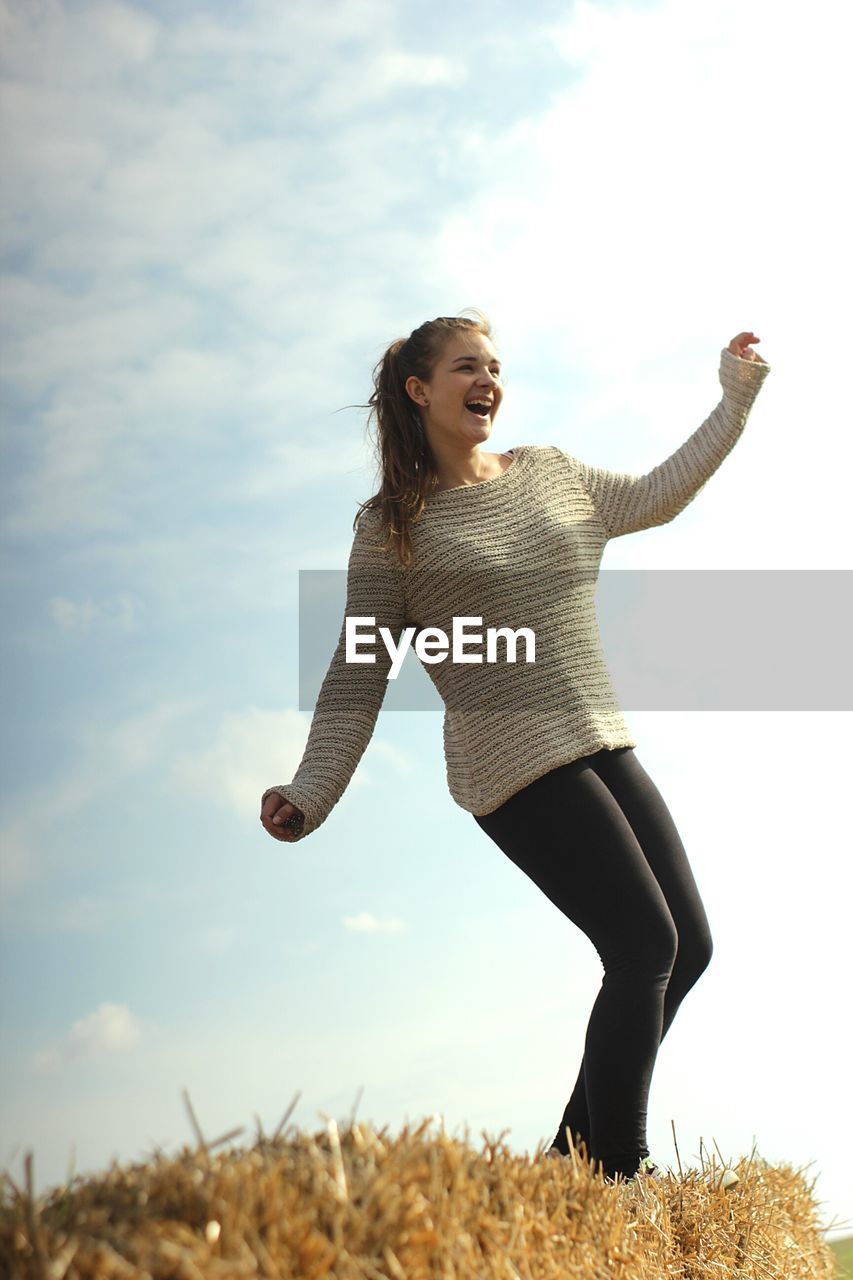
[260,312,771,1183]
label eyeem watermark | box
[298,570,853,711]
[346,616,536,681]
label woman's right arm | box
[260,508,407,844]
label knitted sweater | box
[263,347,770,840]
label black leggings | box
[473,745,713,1181]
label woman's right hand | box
[260,792,305,842]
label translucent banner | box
[295,570,853,712]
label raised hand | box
[727,331,767,363]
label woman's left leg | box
[551,746,714,1157]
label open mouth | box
[465,400,492,419]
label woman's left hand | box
[728,331,768,363]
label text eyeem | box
[346,616,536,681]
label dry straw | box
[0,1090,843,1279]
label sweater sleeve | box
[262,508,408,843]
[564,347,772,539]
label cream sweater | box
[263,347,771,840]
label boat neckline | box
[426,446,526,502]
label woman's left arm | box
[567,332,772,539]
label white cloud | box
[364,739,413,774]
[49,596,100,632]
[370,51,464,91]
[168,0,390,61]
[44,893,116,934]
[170,706,410,817]
[0,824,38,895]
[33,1001,144,1073]
[102,699,200,773]
[50,592,139,633]
[342,912,406,935]
[0,0,159,84]
[236,434,372,501]
[172,707,311,817]
[82,0,159,63]
[68,1001,142,1055]
[194,924,239,956]
[32,1045,63,1074]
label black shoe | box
[605,1156,663,1186]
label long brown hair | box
[354,309,496,568]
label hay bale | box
[0,1107,838,1279]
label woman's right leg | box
[474,751,679,1181]
[550,746,714,1159]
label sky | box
[1,0,851,1239]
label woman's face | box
[406,331,504,450]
